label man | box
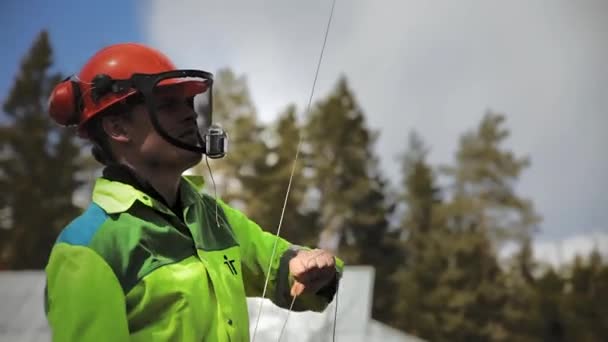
[45,42,342,341]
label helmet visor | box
[142,72,213,153]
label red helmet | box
[48,43,207,137]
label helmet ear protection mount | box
[47,73,130,126]
[49,69,227,158]
[90,73,125,104]
[47,75,84,126]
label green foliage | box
[191,68,264,207]
[561,250,608,340]
[0,30,83,269]
[305,77,393,257]
[305,77,397,322]
[392,113,607,342]
[2,31,606,342]
[392,132,443,332]
[239,106,320,245]
[442,112,540,245]
[196,72,607,341]
[394,131,513,341]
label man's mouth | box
[178,129,197,139]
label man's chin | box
[180,150,203,169]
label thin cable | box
[277,294,298,342]
[251,0,337,340]
[332,284,339,342]
[280,281,339,342]
[205,155,220,229]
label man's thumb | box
[291,281,305,297]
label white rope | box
[204,155,220,229]
[251,0,338,340]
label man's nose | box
[178,104,197,123]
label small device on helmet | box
[47,43,228,158]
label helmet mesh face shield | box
[115,70,227,157]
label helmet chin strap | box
[136,71,226,159]
[146,106,227,159]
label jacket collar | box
[92,164,206,215]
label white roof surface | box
[0,267,422,342]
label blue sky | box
[0,0,144,102]
[2,0,607,262]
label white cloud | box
[501,231,608,267]
[535,232,608,266]
[141,1,608,241]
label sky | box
[1,0,607,264]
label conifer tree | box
[0,31,83,269]
[305,76,396,322]
[239,105,319,244]
[191,68,264,209]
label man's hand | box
[289,249,336,297]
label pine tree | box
[442,111,540,246]
[305,76,396,322]
[191,68,264,209]
[190,69,318,244]
[393,131,514,341]
[0,31,83,269]
[526,267,565,341]
[510,249,608,342]
[561,250,608,340]
[399,132,442,238]
[392,132,449,338]
[431,111,540,340]
[392,113,541,340]
[306,77,392,254]
[239,105,320,244]
[500,239,548,342]
[435,228,511,341]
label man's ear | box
[101,115,131,143]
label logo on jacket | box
[224,255,238,275]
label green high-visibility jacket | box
[44,173,343,342]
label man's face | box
[124,86,203,171]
